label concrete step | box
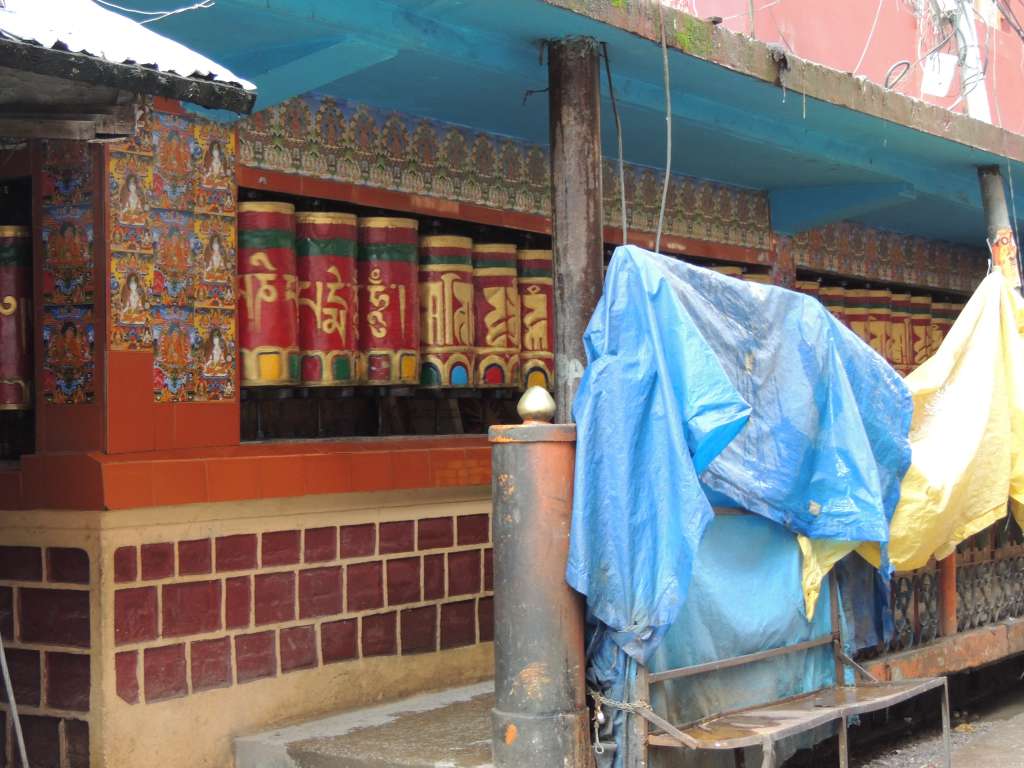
[235,682,495,768]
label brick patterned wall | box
[111,512,493,705]
[0,545,91,768]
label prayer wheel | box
[238,202,299,386]
[910,295,932,368]
[0,226,32,410]
[795,279,820,300]
[846,288,871,346]
[518,249,554,391]
[473,243,521,388]
[418,235,474,387]
[710,265,743,278]
[929,301,950,356]
[744,273,773,285]
[820,285,847,327]
[888,293,912,374]
[865,288,891,359]
[357,217,420,385]
[296,212,358,386]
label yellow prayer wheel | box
[910,295,932,368]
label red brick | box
[400,606,437,654]
[178,539,212,575]
[226,575,251,629]
[44,652,90,711]
[379,521,415,554]
[64,720,88,768]
[448,550,482,596]
[66,719,89,768]
[347,561,383,611]
[441,600,477,649]
[0,546,41,581]
[254,572,296,625]
[299,566,342,618]
[162,581,222,637]
[0,585,11,640]
[144,644,187,702]
[339,524,374,558]
[190,637,231,691]
[386,557,421,605]
[280,625,317,672]
[483,548,493,591]
[235,631,276,683]
[304,526,337,562]
[321,619,357,664]
[115,587,157,645]
[417,517,453,549]
[424,554,445,600]
[457,514,489,545]
[216,533,257,571]
[46,548,89,584]
[114,546,137,582]
[262,530,301,567]
[19,715,60,768]
[478,597,494,643]
[362,612,397,657]
[0,648,39,706]
[21,587,90,647]
[141,542,174,580]
[115,651,138,703]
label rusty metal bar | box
[938,555,958,636]
[548,36,604,423]
[647,635,834,684]
[489,390,591,767]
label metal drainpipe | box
[489,386,591,767]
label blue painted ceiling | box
[115,0,1024,247]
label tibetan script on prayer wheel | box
[296,212,358,386]
[238,202,299,386]
[0,226,32,410]
[472,243,520,388]
[357,217,420,385]
[888,292,912,375]
[418,235,474,387]
[517,249,554,391]
[865,288,891,361]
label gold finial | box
[517,386,556,424]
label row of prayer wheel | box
[0,226,32,410]
[794,280,962,375]
[237,202,555,390]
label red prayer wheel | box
[357,217,420,385]
[888,292,912,374]
[846,288,871,346]
[910,295,932,368]
[0,226,32,410]
[517,249,554,391]
[820,285,847,327]
[418,235,474,387]
[866,289,891,360]
[296,212,358,386]
[473,243,520,388]
[237,201,299,386]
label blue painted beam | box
[769,183,918,235]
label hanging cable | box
[1,633,29,768]
[656,3,672,254]
[601,42,628,246]
[94,0,214,24]
[854,0,886,74]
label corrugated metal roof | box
[0,0,255,90]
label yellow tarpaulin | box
[800,273,1024,616]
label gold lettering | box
[248,251,276,272]
[240,273,278,332]
[522,288,548,352]
[367,268,391,340]
[0,296,16,317]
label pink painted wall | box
[664,0,1024,134]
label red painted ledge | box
[0,436,491,512]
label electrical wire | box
[601,42,628,246]
[854,0,887,74]
[94,0,214,24]
[1,633,28,768]
[656,3,672,254]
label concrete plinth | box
[235,682,495,768]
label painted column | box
[0,226,32,410]
[978,166,1022,294]
[548,36,603,423]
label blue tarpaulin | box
[567,246,912,765]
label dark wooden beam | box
[548,37,604,424]
[0,37,255,114]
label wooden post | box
[978,166,1022,294]
[938,555,957,636]
[548,36,604,424]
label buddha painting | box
[119,272,148,325]
[158,226,191,274]
[51,321,89,367]
[203,232,230,281]
[202,327,231,378]
[158,131,192,180]
[201,139,228,187]
[158,323,191,370]
[47,222,86,267]
[118,172,148,225]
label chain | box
[588,688,654,756]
